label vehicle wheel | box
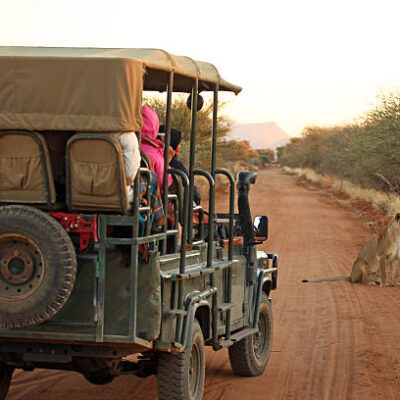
[157,320,205,400]
[0,365,13,400]
[229,292,273,376]
[0,205,77,328]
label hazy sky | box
[1,0,399,136]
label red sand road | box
[6,167,400,399]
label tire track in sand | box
[7,167,400,399]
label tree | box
[143,95,261,172]
[277,89,400,194]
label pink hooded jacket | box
[141,106,172,192]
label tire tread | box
[157,320,205,400]
[228,292,273,377]
[0,205,77,329]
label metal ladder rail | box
[193,169,218,346]
[97,164,168,345]
[215,168,235,342]
[102,213,167,346]
[167,168,190,343]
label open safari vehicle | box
[0,47,278,400]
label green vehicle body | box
[0,47,278,399]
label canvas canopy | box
[0,47,241,133]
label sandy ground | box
[6,167,400,399]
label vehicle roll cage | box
[156,74,232,257]
[0,47,251,349]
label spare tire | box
[0,205,77,328]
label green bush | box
[278,90,400,194]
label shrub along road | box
[7,167,400,399]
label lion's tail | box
[302,276,351,283]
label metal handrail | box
[214,168,235,341]
[187,80,199,245]
[161,72,174,255]
[193,169,218,346]
[167,168,190,343]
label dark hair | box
[158,125,182,150]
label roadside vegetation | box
[278,89,400,214]
[283,166,400,216]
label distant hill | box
[228,122,290,150]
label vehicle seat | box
[140,151,152,170]
[66,134,129,213]
[0,130,56,207]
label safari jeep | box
[0,47,278,400]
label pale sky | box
[1,0,400,136]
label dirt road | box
[7,167,400,399]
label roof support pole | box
[161,72,174,255]
[211,84,219,178]
[187,80,199,245]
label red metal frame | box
[49,212,98,252]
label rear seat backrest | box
[66,134,129,213]
[0,130,56,207]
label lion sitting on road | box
[303,213,400,287]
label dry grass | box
[283,166,400,215]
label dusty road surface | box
[6,167,400,399]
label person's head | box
[158,125,182,152]
[142,106,160,140]
[170,129,182,152]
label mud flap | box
[104,250,161,341]
[137,251,161,341]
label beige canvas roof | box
[0,47,241,133]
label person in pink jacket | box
[141,106,173,193]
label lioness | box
[302,213,400,286]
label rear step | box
[218,327,258,349]
[217,303,234,312]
